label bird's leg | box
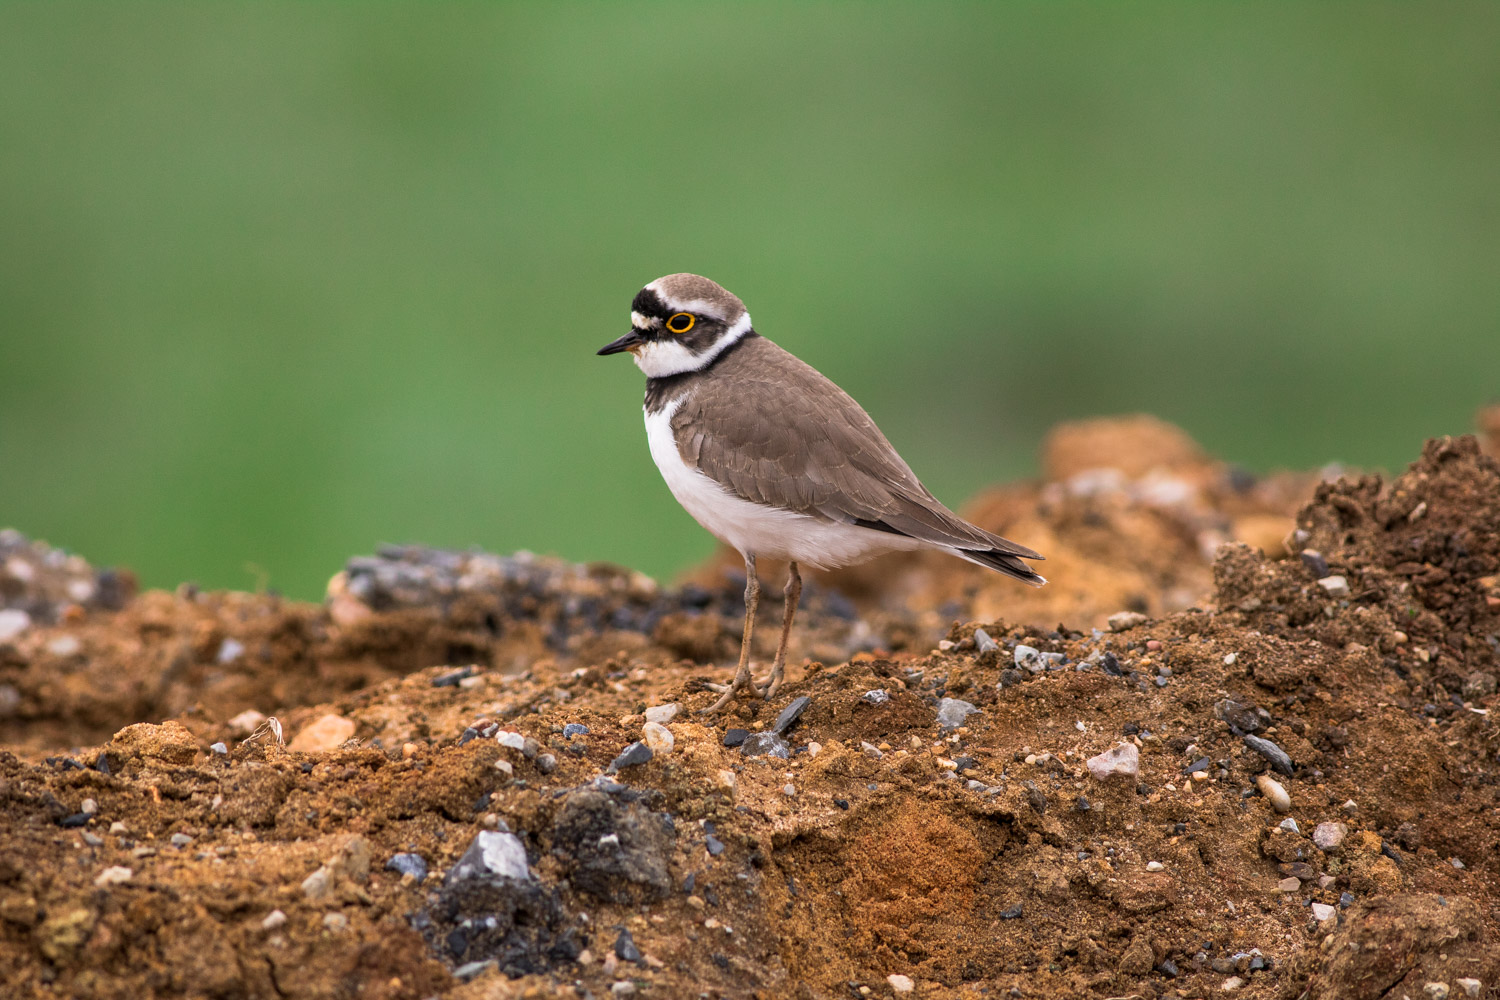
[703,554,758,714]
[758,561,801,700]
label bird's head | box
[598,273,753,377]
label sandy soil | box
[2,413,1498,1000]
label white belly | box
[644,400,921,570]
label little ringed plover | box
[599,273,1044,712]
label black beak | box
[597,330,645,356]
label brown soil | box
[2,413,1498,1000]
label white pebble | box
[1146,861,1164,872]
[80,798,98,815]
[1424,983,1450,1000]
[806,742,822,757]
[48,635,82,657]
[1013,644,1040,669]
[1277,877,1301,892]
[1086,742,1140,780]
[1222,976,1244,991]
[1455,979,1481,998]
[262,909,287,930]
[642,721,674,754]
[1317,575,1350,597]
[496,731,527,751]
[1313,822,1347,851]
[0,609,32,642]
[1256,775,1292,813]
[1311,902,1336,922]
[644,703,680,725]
[782,783,795,797]
[1223,653,1237,666]
[322,912,348,932]
[887,973,914,993]
[93,866,133,887]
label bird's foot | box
[702,664,756,714]
[753,666,785,701]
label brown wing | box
[672,336,1043,563]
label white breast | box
[643,397,923,570]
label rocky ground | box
[2,413,1498,1000]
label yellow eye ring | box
[666,312,695,334]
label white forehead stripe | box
[631,311,754,378]
[631,311,660,330]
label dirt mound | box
[2,416,1498,1000]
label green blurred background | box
[2,4,1497,599]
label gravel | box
[385,852,429,882]
[771,696,810,735]
[1256,775,1292,813]
[739,732,790,759]
[1086,743,1139,779]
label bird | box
[598,274,1045,712]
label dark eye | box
[666,312,695,334]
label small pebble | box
[170,833,193,848]
[1223,976,1244,991]
[1256,775,1292,813]
[783,783,796,797]
[1310,902,1336,922]
[1278,817,1300,834]
[80,798,98,815]
[1086,743,1139,780]
[1013,644,1040,670]
[1108,611,1148,632]
[535,752,557,773]
[262,909,287,931]
[1424,984,1450,1000]
[322,912,348,933]
[1317,575,1350,597]
[609,742,653,771]
[772,696,811,735]
[972,628,1000,654]
[385,853,428,883]
[705,835,725,856]
[563,723,590,739]
[935,698,979,730]
[887,974,914,993]
[614,927,643,964]
[861,689,890,705]
[722,728,750,748]
[1277,877,1301,892]
[739,732,790,759]
[1455,980,1481,998]
[1146,861,1164,872]
[496,730,528,752]
[644,703,680,725]
[1313,822,1347,851]
[94,866,133,887]
[1244,734,1295,775]
[642,721,674,754]
[210,742,228,755]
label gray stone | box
[740,732,790,759]
[385,852,428,882]
[608,742,653,771]
[860,689,889,705]
[553,787,673,903]
[972,628,1000,654]
[771,696,810,735]
[1108,611,1148,632]
[1244,734,1294,775]
[448,831,530,883]
[936,698,980,730]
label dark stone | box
[682,872,695,893]
[1216,699,1267,734]
[58,813,90,828]
[433,667,474,687]
[722,728,750,748]
[1074,796,1091,812]
[608,742,653,772]
[771,696,811,735]
[1243,735,1294,775]
[386,852,429,883]
[1183,756,1211,775]
[614,927,643,964]
[998,669,1023,688]
[973,628,1000,655]
[457,727,479,747]
[705,835,725,857]
[998,904,1023,920]
[1122,721,1139,735]
[562,723,589,739]
[1101,652,1123,676]
[953,757,977,771]
[1158,958,1180,978]
[834,798,849,810]
[1299,549,1330,578]
[552,787,673,903]
[1393,822,1421,851]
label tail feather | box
[951,546,1048,587]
